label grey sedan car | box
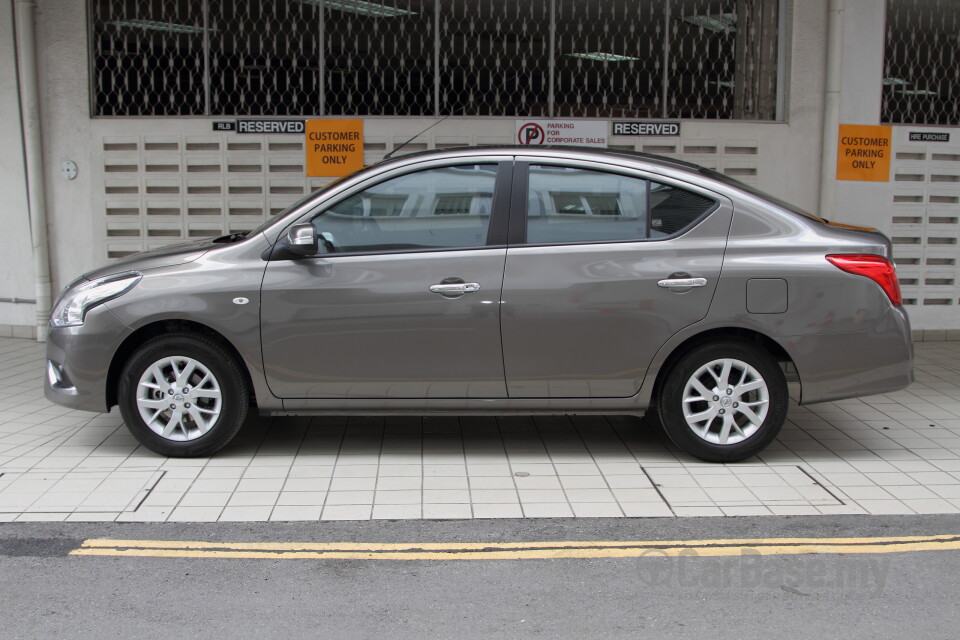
[44,147,913,462]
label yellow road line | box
[69,534,960,560]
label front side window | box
[310,164,498,254]
[526,165,716,245]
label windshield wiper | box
[212,231,249,244]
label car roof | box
[379,144,708,177]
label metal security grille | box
[90,0,206,115]
[883,0,960,125]
[439,0,551,117]
[208,1,323,116]
[91,0,780,119]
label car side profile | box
[44,147,913,462]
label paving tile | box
[518,489,568,503]
[4,336,960,522]
[15,512,70,522]
[423,489,471,504]
[374,490,421,505]
[902,498,958,514]
[325,490,375,505]
[570,503,624,517]
[372,504,422,520]
[282,477,331,492]
[672,506,725,517]
[321,505,372,521]
[276,491,327,506]
[855,500,916,515]
[473,504,524,518]
[521,503,575,518]
[178,492,232,508]
[168,506,223,522]
[270,505,324,521]
[377,464,423,477]
[885,485,940,500]
[331,465,378,478]
[559,476,609,490]
[376,476,422,491]
[469,489,519,504]
[65,512,120,522]
[227,491,279,507]
[236,478,285,492]
[611,488,662,503]
[220,506,273,521]
[466,476,513,490]
[329,477,376,491]
[115,507,171,522]
[422,503,472,519]
[619,502,673,517]
[564,488,617,503]
[929,485,960,499]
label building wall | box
[0,0,37,334]
[14,0,954,334]
[833,0,960,331]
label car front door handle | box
[429,282,481,295]
[657,277,708,289]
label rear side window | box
[526,165,717,245]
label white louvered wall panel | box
[99,126,761,259]
[889,127,960,324]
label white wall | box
[0,0,38,332]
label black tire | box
[656,340,788,463]
[117,333,249,457]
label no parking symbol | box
[518,123,546,145]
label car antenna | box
[383,111,458,161]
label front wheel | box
[656,340,788,462]
[118,334,249,457]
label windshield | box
[245,165,383,237]
[245,190,324,237]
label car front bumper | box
[44,304,130,413]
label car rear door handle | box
[657,277,708,289]
[429,282,480,295]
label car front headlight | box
[50,271,142,327]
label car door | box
[260,160,512,399]
[500,159,733,398]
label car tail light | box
[826,254,902,306]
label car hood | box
[82,237,222,281]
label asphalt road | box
[1,515,958,639]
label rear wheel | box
[118,334,248,457]
[656,340,787,462]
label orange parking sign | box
[836,124,891,182]
[306,119,364,177]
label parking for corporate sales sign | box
[515,120,608,147]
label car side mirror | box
[278,224,318,259]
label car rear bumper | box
[787,305,914,405]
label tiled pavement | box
[2,337,960,522]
